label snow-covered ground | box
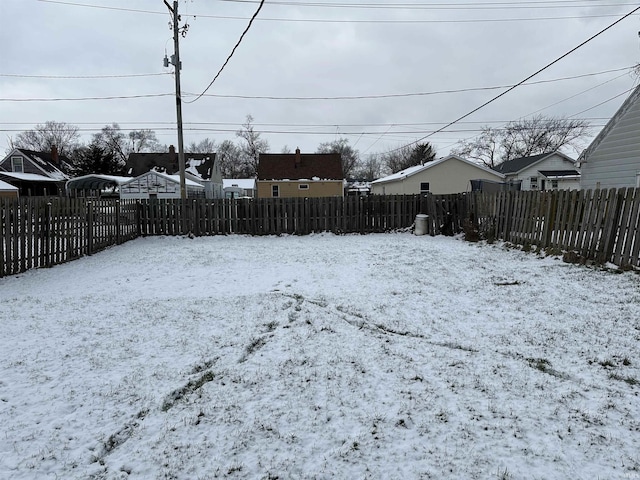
[1,233,639,480]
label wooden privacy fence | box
[467,187,640,268]
[2,189,639,277]
[1,197,139,277]
[139,195,423,236]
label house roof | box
[125,150,216,180]
[0,171,63,183]
[371,154,505,185]
[120,170,204,188]
[0,179,19,191]
[580,83,640,163]
[66,174,133,191]
[493,151,576,175]
[257,151,343,181]
[6,148,73,180]
[538,169,580,179]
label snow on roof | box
[372,155,504,185]
[66,174,134,190]
[223,179,256,189]
[121,170,204,188]
[0,172,62,182]
[0,179,18,191]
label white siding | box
[505,154,579,191]
[581,93,640,189]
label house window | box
[298,184,309,190]
[420,182,430,193]
[551,179,558,189]
[636,172,640,188]
[272,185,279,197]
[530,177,538,190]
[11,156,23,173]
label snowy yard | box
[1,233,640,480]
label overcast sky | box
[2,0,640,160]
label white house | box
[119,170,205,199]
[579,84,640,189]
[223,179,257,198]
[493,151,580,191]
[370,154,505,195]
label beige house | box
[371,154,505,195]
[257,149,344,198]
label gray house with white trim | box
[579,84,640,190]
[493,152,580,191]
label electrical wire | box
[385,4,640,153]
[181,66,633,101]
[1,66,629,102]
[0,72,171,79]
[183,0,265,104]
[215,0,637,10]
[570,86,637,116]
[0,93,173,102]
[34,0,638,23]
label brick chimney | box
[51,145,59,165]
[295,147,301,166]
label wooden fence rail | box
[2,189,639,277]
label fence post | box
[44,202,52,267]
[192,199,199,237]
[115,200,122,245]
[87,201,94,256]
[136,200,142,237]
[542,191,557,247]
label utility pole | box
[164,0,187,200]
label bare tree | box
[92,123,127,163]
[92,124,165,164]
[452,115,590,168]
[10,121,80,156]
[236,115,269,177]
[127,129,163,154]
[187,138,216,153]
[353,153,383,181]
[217,140,244,178]
[316,137,359,178]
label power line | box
[0,72,171,79]
[570,86,637,116]
[2,66,629,102]
[215,0,637,10]
[386,4,640,153]
[184,66,633,101]
[34,0,638,23]
[0,93,174,102]
[523,72,630,117]
[183,0,266,104]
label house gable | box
[0,148,71,180]
[493,152,578,190]
[580,84,640,189]
[371,155,504,195]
